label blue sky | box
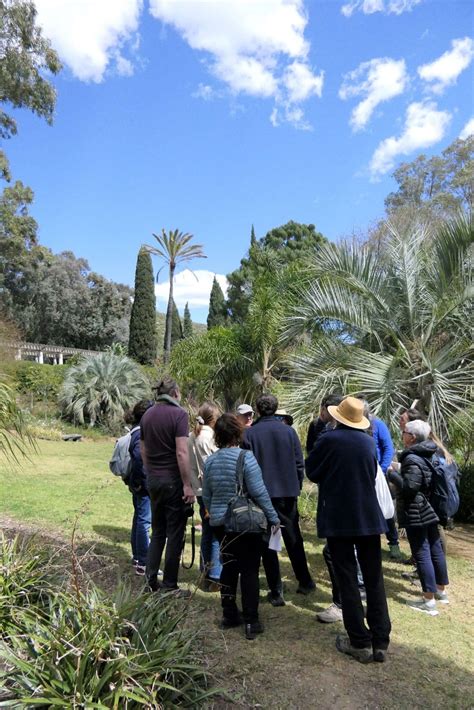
[6,0,474,323]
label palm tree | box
[59,352,150,430]
[284,214,473,438]
[146,229,206,363]
[0,380,33,463]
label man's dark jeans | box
[214,527,262,624]
[147,477,186,589]
[327,535,391,651]
[262,497,313,594]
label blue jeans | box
[198,498,222,581]
[406,523,449,593]
[131,493,151,566]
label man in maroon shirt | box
[140,378,195,594]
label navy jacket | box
[305,425,387,538]
[128,427,148,495]
[242,416,304,498]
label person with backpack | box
[128,400,154,575]
[388,419,449,615]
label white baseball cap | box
[236,403,254,415]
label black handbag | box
[223,450,268,534]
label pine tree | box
[207,276,227,329]
[183,302,193,338]
[128,248,157,364]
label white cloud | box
[341,0,421,16]
[339,57,408,131]
[34,0,143,82]
[370,101,451,177]
[155,269,228,310]
[148,0,323,128]
[460,117,474,140]
[418,37,474,95]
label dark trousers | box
[385,516,399,546]
[147,477,187,589]
[406,523,449,593]
[327,535,391,651]
[262,497,313,593]
[323,542,364,606]
[214,527,262,624]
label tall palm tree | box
[146,229,206,363]
[284,214,473,438]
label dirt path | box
[1,515,473,709]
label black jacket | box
[305,425,387,538]
[306,417,326,454]
[242,416,304,498]
[128,427,149,496]
[388,440,438,528]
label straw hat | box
[275,409,294,426]
[327,396,370,430]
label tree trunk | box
[164,263,175,364]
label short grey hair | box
[405,419,431,442]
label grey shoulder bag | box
[223,450,268,534]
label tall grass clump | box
[0,536,223,707]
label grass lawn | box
[1,439,474,709]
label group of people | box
[123,378,452,660]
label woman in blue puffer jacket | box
[203,413,279,640]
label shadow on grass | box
[93,524,130,545]
[1,518,473,709]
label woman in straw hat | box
[306,396,391,664]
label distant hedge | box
[1,361,68,399]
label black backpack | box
[426,454,461,526]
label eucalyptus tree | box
[146,229,206,364]
[0,0,61,180]
[284,214,473,438]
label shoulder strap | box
[235,450,247,495]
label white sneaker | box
[316,603,343,623]
[435,590,449,604]
[407,598,439,616]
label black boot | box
[245,621,264,640]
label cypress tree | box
[128,247,157,364]
[164,299,183,350]
[207,276,227,329]
[183,302,193,338]
[250,224,257,245]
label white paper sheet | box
[268,527,282,552]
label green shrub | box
[0,535,225,707]
[2,361,68,399]
[457,463,474,523]
[0,534,60,639]
[1,588,221,707]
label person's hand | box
[182,485,195,504]
[271,522,281,534]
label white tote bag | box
[375,464,395,519]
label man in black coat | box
[243,394,314,606]
[306,396,391,663]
